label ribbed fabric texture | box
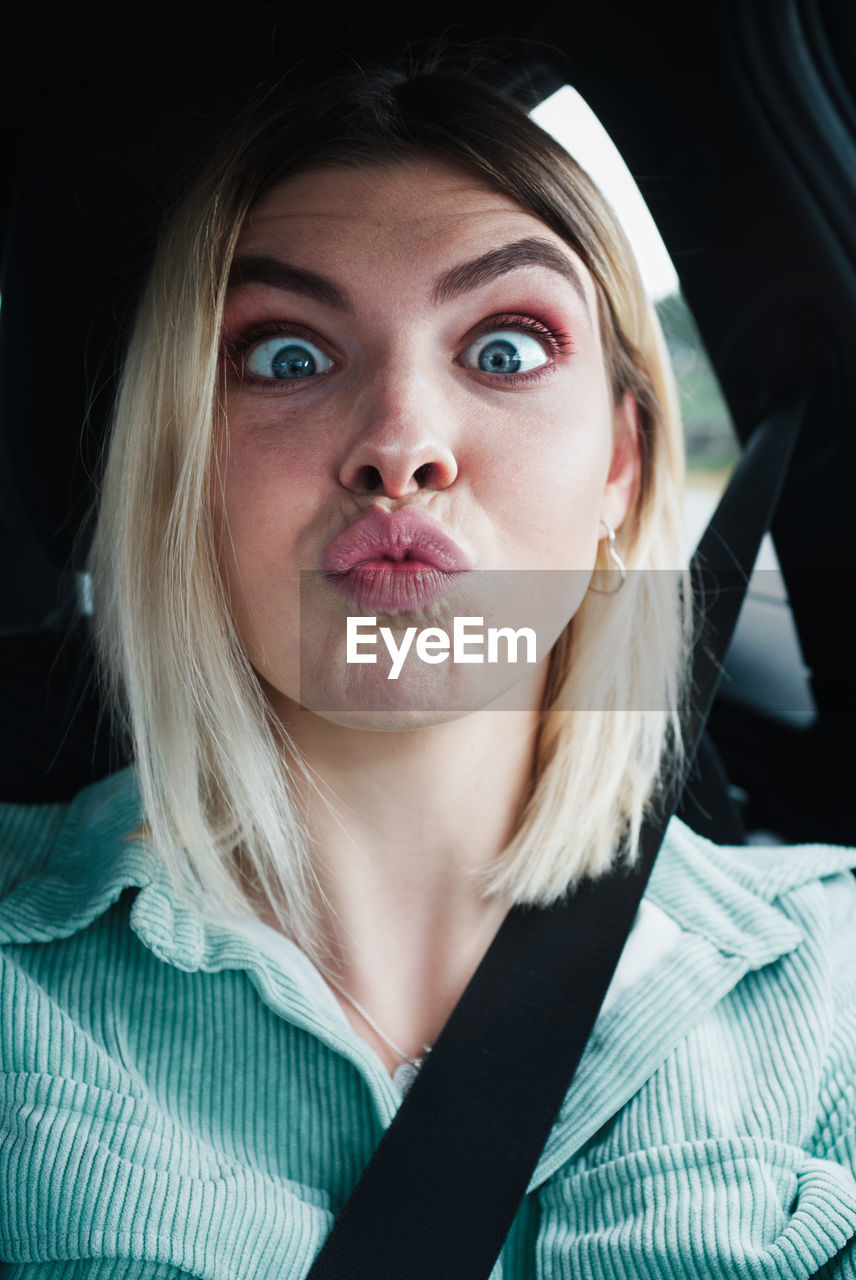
[1,768,855,1279]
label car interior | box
[1,0,854,853]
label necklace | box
[324,972,432,1095]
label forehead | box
[243,157,533,231]
[234,157,599,315]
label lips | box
[321,508,471,612]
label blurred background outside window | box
[531,87,814,729]
[531,86,741,554]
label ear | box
[599,391,641,532]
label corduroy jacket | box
[1,768,855,1278]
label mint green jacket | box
[1,768,855,1278]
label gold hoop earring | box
[588,520,627,595]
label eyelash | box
[462,313,573,388]
[222,321,330,389]
[222,313,573,390]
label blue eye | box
[462,329,550,376]
[245,334,333,381]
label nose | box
[338,369,459,498]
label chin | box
[295,661,550,729]
[302,704,475,733]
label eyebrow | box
[228,235,591,320]
[227,256,353,313]
[431,237,590,319]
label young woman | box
[1,64,855,1278]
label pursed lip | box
[321,507,473,575]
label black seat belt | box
[306,397,805,1280]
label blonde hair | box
[89,64,691,953]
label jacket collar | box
[5,765,853,964]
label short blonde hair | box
[89,64,691,953]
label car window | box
[530,84,739,553]
[531,84,815,734]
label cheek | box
[476,386,614,568]
[217,418,322,558]
[212,422,326,665]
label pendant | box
[393,1059,421,1096]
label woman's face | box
[215,157,639,728]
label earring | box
[588,520,627,595]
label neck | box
[267,691,544,1071]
